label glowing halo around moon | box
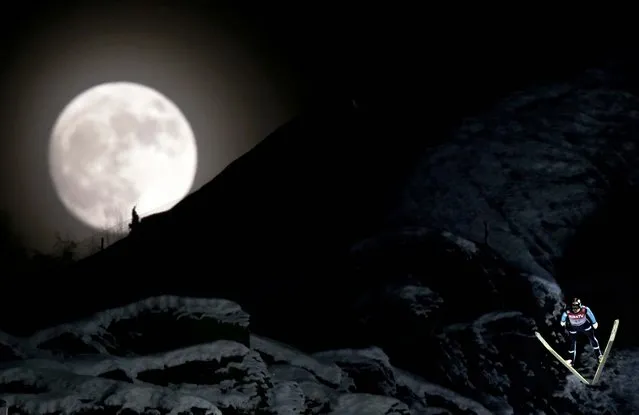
[48,82,198,231]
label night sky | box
[0,3,624,253]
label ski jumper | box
[561,305,602,362]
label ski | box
[534,331,590,385]
[591,319,619,385]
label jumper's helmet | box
[571,298,582,312]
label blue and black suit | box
[560,305,602,362]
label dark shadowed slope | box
[388,67,639,349]
[391,69,639,280]
[87,104,423,270]
[20,102,429,330]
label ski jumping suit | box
[560,305,602,362]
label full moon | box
[49,82,198,230]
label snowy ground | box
[0,295,633,413]
[552,347,639,414]
[0,295,495,415]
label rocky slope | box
[391,69,639,285]
[0,295,501,414]
[0,272,634,414]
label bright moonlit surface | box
[49,82,198,230]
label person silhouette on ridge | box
[129,205,140,232]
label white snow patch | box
[251,335,343,387]
[329,393,410,415]
[270,364,319,383]
[0,365,222,415]
[314,347,391,367]
[269,381,306,415]
[72,341,267,412]
[1,341,270,414]
[68,340,256,378]
[441,231,479,255]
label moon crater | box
[49,82,198,230]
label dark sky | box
[0,2,624,253]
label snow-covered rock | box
[313,346,494,414]
[269,381,312,414]
[391,69,639,283]
[7,296,508,414]
[251,335,343,388]
[5,283,570,415]
[436,311,546,413]
[251,335,346,414]
[0,362,222,415]
[349,228,570,413]
[313,347,397,396]
[1,282,629,415]
[393,368,493,415]
[64,340,271,413]
[329,393,410,415]
[0,345,273,414]
[27,295,250,358]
